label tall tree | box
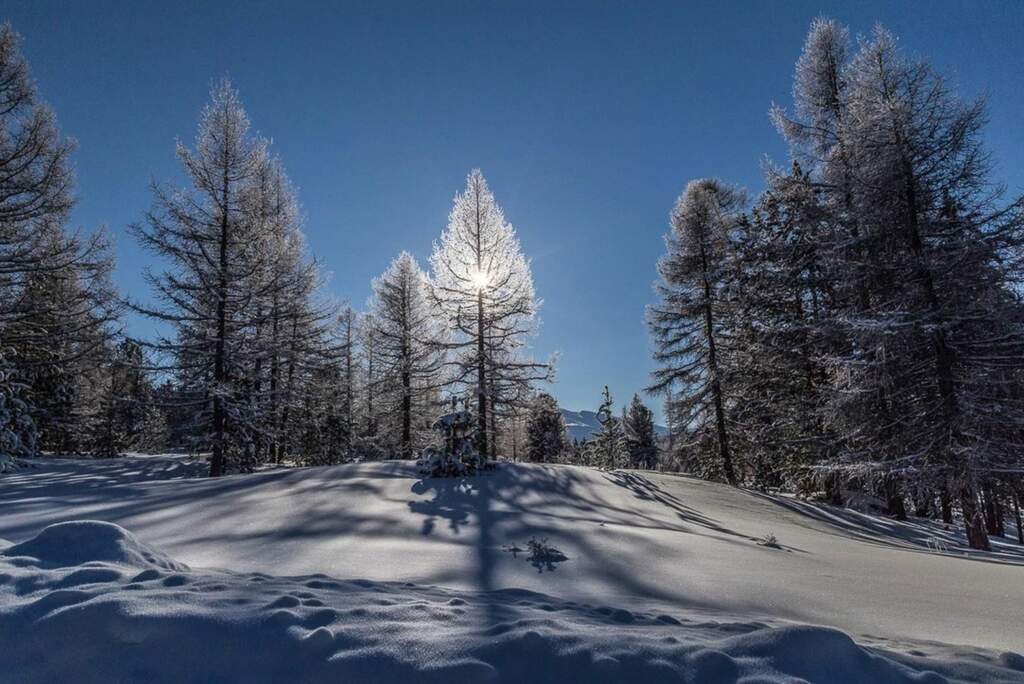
[648,179,744,485]
[132,79,271,476]
[368,252,445,457]
[767,20,1024,548]
[0,23,118,467]
[429,169,549,460]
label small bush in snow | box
[526,537,568,571]
[416,442,488,478]
[757,532,780,548]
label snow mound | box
[2,520,188,570]
[1,522,1020,683]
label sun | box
[471,269,490,290]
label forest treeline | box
[0,23,548,477]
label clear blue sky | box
[5,1,1022,420]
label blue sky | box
[5,1,1022,420]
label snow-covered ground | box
[1,456,1022,682]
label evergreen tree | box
[524,392,567,463]
[590,386,626,468]
[770,21,1024,549]
[623,394,657,470]
[132,79,329,474]
[92,339,167,457]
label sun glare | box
[471,269,490,290]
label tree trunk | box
[913,488,932,518]
[983,486,1002,537]
[278,318,299,463]
[700,249,736,485]
[209,171,231,478]
[960,486,991,551]
[269,307,280,463]
[401,367,411,459]
[1013,489,1024,545]
[885,478,907,521]
[476,288,488,460]
[940,487,953,524]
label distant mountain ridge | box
[560,408,669,442]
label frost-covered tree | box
[623,394,657,470]
[0,24,118,467]
[429,170,550,459]
[648,179,744,484]
[131,79,270,475]
[524,392,566,463]
[762,20,1024,548]
[132,79,330,474]
[728,163,840,495]
[368,252,445,458]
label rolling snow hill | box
[560,408,669,441]
[1,456,1022,682]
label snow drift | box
[3,520,187,570]
[1,520,1021,683]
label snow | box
[3,520,186,570]
[1,456,1022,682]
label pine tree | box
[429,169,550,460]
[648,179,744,484]
[729,164,838,494]
[92,339,166,457]
[524,392,567,463]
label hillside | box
[1,456,1022,682]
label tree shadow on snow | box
[406,464,719,626]
[747,490,1024,566]
[602,470,808,552]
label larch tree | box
[0,23,118,469]
[131,78,270,477]
[368,252,445,458]
[429,169,549,460]
[648,179,744,485]
[761,19,1024,548]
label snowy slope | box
[560,408,668,441]
[1,457,1023,682]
